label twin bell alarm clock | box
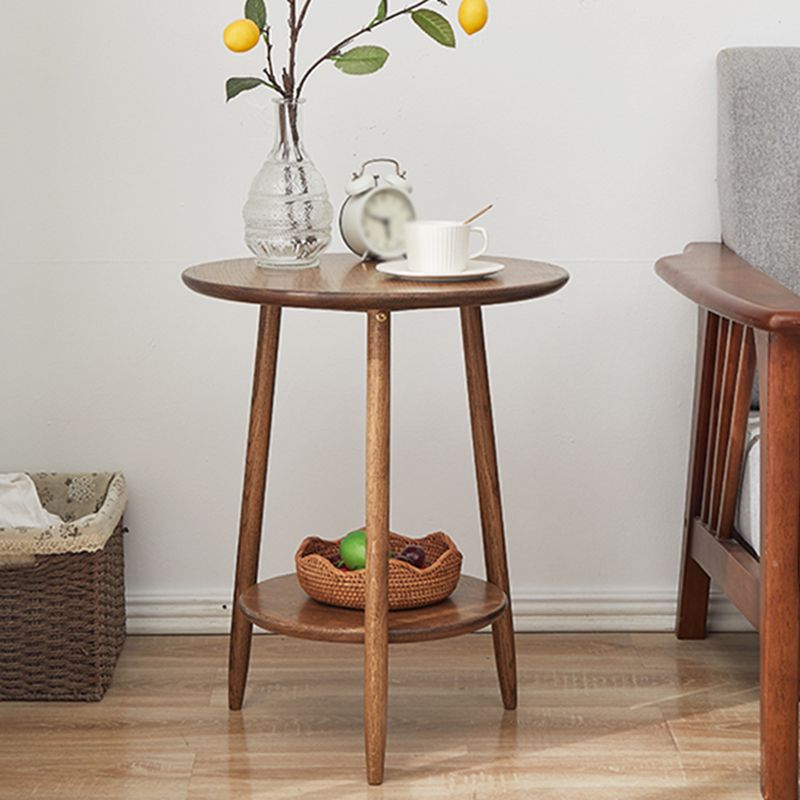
[339,158,416,261]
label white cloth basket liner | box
[0,473,127,557]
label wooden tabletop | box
[182,254,569,312]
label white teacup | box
[405,220,489,274]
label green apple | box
[339,528,367,570]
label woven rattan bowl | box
[295,531,462,611]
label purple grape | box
[398,545,426,568]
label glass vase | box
[243,99,333,269]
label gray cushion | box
[718,47,800,294]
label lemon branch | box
[297,0,313,31]
[285,0,315,96]
[295,0,446,99]
[226,0,460,103]
[282,0,298,95]
[262,27,285,95]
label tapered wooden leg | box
[756,331,800,800]
[364,310,391,785]
[460,306,517,711]
[228,304,282,711]
[676,309,718,639]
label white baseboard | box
[125,590,751,635]
[510,592,748,633]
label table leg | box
[364,310,391,785]
[229,304,282,711]
[460,305,518,711]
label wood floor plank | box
[0,633,764,799]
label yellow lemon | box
[224,19,261,53]
[458,0,489,35]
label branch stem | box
[285,0,298,96]
[297,0,313,31]
[262,25,286,95]
[295,0,436,99]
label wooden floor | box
[0,633,764,799]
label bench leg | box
[757,331,800,800]
[677,310,718,639]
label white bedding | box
[735,413,761,554]
[0,473,62,529]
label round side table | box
[182,254,569,785]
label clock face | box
[361,189,415,255]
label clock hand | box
[366,212,393,244]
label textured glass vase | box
[243,100,333,269]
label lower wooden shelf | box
[239,574,507,644]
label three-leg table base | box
[228,304,518,784]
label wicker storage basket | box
[295,531,462,611]
[0,473,128,701]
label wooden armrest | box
[656,243,800,333]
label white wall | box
[2,1,798,632]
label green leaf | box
[226,76,269,101]
[244,0,267,31]
[411,9,456,47]
[331,46,390,75]
[369,0,388,28]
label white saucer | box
[376,260,506,282]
